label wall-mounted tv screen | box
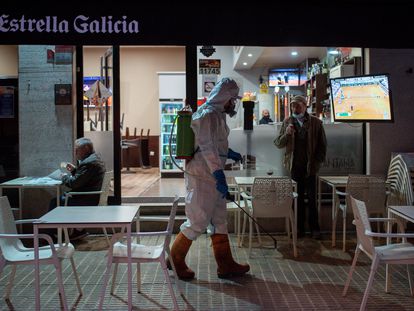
[330,74,393,122]
[269,68,306,87]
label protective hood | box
[194,78,241,120]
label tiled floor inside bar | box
[1,234,413,310]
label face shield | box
[225,98,241,118]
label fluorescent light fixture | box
[243,62,248,66]
[328,50,340,55]
[247,53,253,57]
[291,51,298,56]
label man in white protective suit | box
[168,77,250,279]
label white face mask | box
[292,112,304,119]
[224,98,239,118]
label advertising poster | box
[54,45,73,64]
[0,86,15,118]
[202,75,217,97]
[199,59,221,75]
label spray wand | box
[226,192,278,249]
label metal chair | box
[240,177,298,257]
[0,196,82,305]
[343,196,414,311]
[98,196,182,311]
[333,174,387,252]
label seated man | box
[49,137,106,240]
[259,109,274,124]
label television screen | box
[269,68,306,87]
[330,74,393,122]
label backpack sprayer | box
[168,106,278,248]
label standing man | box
[169,77,250,279]
[274,95,327,239]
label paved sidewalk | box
[1,234,413,310]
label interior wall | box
[0,45,18,76]
[197,46,264,129]
[120,47,185,136]
[19,45,73,218]
[369,49,414,176]
[83,46,110,77]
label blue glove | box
[213,169,228,198]
[227,148,243,163]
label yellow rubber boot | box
[211,234,250,278]
[168,232,195,280]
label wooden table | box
[33,205,139,311]
[317,176,348,247]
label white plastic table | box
[317,175,348,247]
[0,176,62,226]
[387,205,414,292]
[33,205,139,311]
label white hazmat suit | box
[170,77,249,280]
[180,78,241,240]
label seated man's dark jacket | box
[62,153,106,206]
[259,116,273,124]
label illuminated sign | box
[0,14,139,34]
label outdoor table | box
[0,176,62,228]
[33,205,139,311]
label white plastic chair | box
[333,175,387,252]
[343,196,414,311]
[0,196,82,305]
[386,154,414,206]
[226,176,243,239]
[98,195,182,311]
[64,170,113,244]
[240,177,298,257]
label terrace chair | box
[64,170,113,245]
[386,154,414,206]
[98,196,182,311]
[0,196,82,305]
[343,196,414,311]
[240,177,298,257]
[226,176,243,240]
[333,174,387,252]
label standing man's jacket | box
[274,113,327,176]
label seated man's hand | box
[227,148,243,163]
[66,163,76,172]
[213,169,228,198]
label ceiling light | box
[243,62,248,66]
[328,50,340,55]
[291,51,298,56]
[247,53,253,57]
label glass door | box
[82,46,115,198]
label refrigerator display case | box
[158,72,186,177]
[160,101,185,173]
